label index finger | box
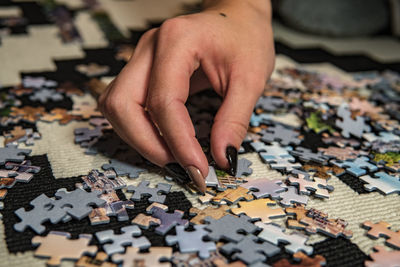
[145,22,208,192]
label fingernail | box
[226,145,238,176]
[165,163,191,184]
[185,166,206,193]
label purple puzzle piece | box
[148,206,188,235]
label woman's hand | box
[98,0,275,192]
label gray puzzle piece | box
[74,127,103,144]
[148,206,189,235]
[333,156,378,177]
[55,188,106,220]
[14,194,66,234]
[236,158,253,178]
[23,76,57,88]
[220,235,280,265]
[289,147,328,165]
[260,153,302,172]
[336,103,370,138]
[29,89,63,103]
[251,142,291,156]
[166,225,216,259]
[102,159,147,179]
[204,214,258,242]
[95,225,151,255]
[278,186,308,207]
[261,124,301,146]
[205,166,221,188]
[255,222,313,255]
[127,181,171,203]
[360,172,400,195]
[256,97,286,112]
[0,145,31,165]
[241,179,286,199]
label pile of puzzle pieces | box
[1,48,400,265]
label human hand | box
[98,0,275,192]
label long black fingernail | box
[226,145,238,176]
[164,163,191,184]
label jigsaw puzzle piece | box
[189,206,230,224]
[273,252,326,267]
[131,213,161,229]
[363,221,400,249]
[220,235,280,265]
[236,158,253,177]
[255,222,313,255]
[14,194,66,234]
[333,156,378,177]
[166,225,217,259]
[231,199,285,223]
[112,246,172,267]
[288,173,334,199]
[127,181,171,203]
[204,214,258,242]
[55,188,106,220]
[95,225,151,255]
[260,124,302,146]
[148,206,189,235]
[102,159,146,179]
[241,179,286,199]
[365,246,400,267]
[360,172,400,195]
[0,145,31,164]
[3,160,40,183]
[278,186,308,207]
[32,231,97,266]
[212,187,253,204]
[76,252,117,267]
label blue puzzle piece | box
[250,113,272,127]
[333,156,378,177]
[360,172,400,195]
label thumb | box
[210,73,265,175]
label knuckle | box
[100,93,121,118]
[138,28,158,44]
[159,17,189,39]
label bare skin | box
[98,0,275,191]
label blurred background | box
[0,0,399,88]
